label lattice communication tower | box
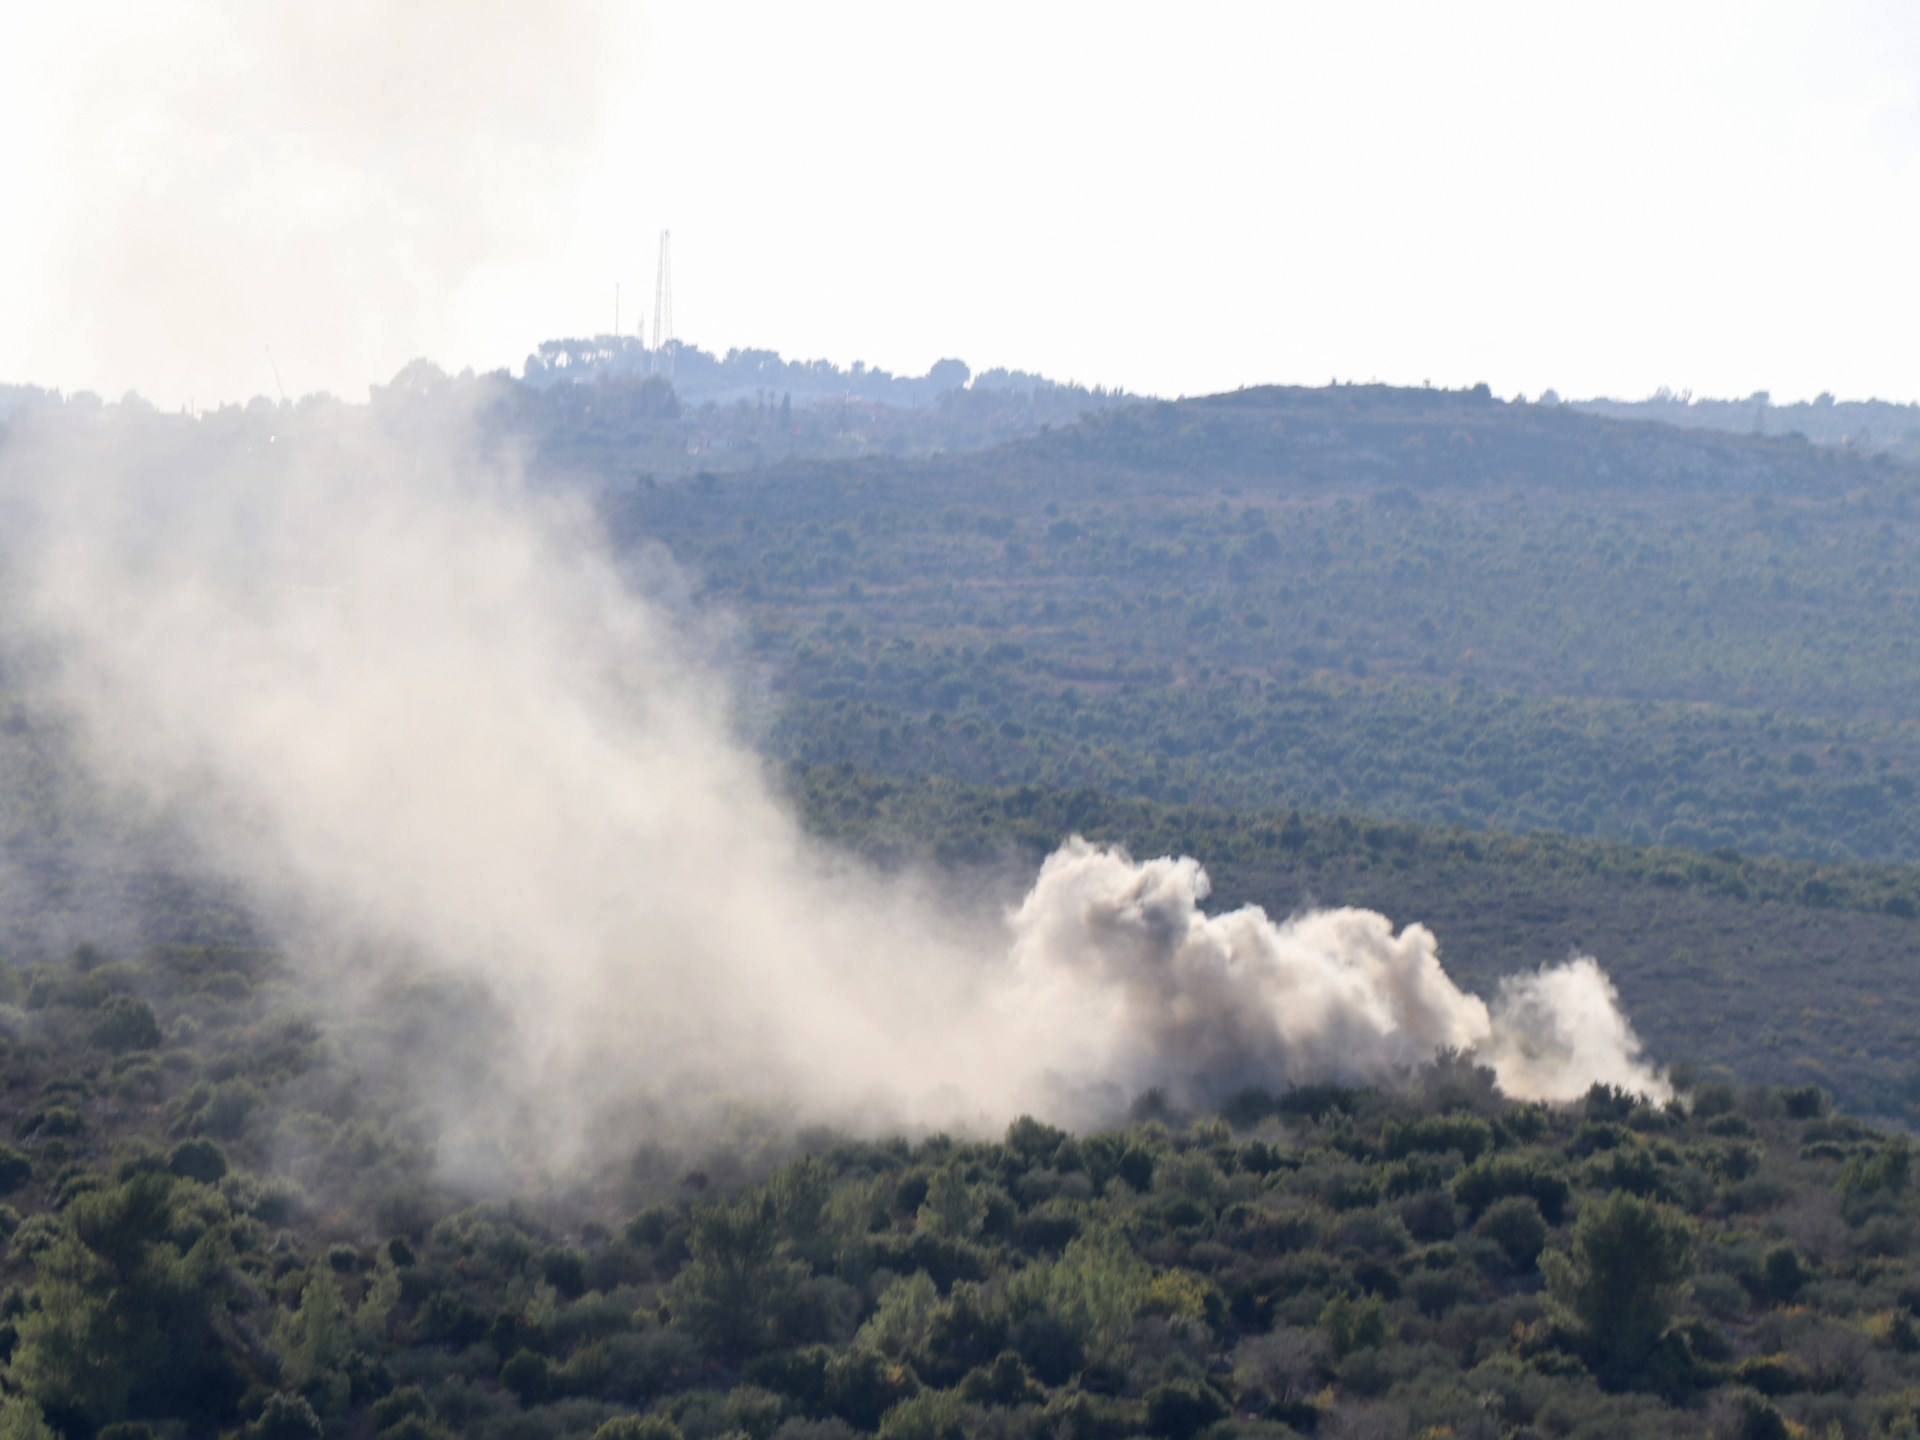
[650,231,673,376]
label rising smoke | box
[0,395,1667,1177]
[1001,840,1667,1114]
[9,0,635,405]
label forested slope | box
[3,380,1920,1437]
[0,926,1918,1440]
[607,385,1920,863]
[790,766,1920,1130]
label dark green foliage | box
[369,1385,434,1432]
[594,387,1920,873]
[167,1138,228,1184]
[0,1062,1897,1439]
[958,1351,1044,1409]
[1397,1188,1458,1242]
[872,1387,966,1440]
[539,1246,587,1298]
[1712,1388,1790,1440]
[1452,1153,1571,1223]
[745,1346,831,1413]
[823,1347,920,1429]
[1544,1191,1694,1389]
[24,380,1920,1437]
[867,1230,988,1289]
[1780,1085,1829,1120]
[1476,1195,1548,1270]
[8,1171,248,1431]
[1317,1292,1386,1358]
[723,1384,784,1440]
[1142,1378,1227,1438]
[1841,1138,1912,1196]
[0,917,1916,1439]
[376,1420,457,1440]
[671,1194,809,1358]
[1383,1112,1492,1163]
[0,1148,31,1198]
[171,1077,264,1141]
[500,1347,551,1405]
[1751,1245,1810,1304]
[88,995,162,1053]
[917,1282,1007,1386]
[17,1105,84,1142]
[1406,1262,1473,1317]
[249,1393,324,1440]
[1586,1141,1680,1200]
[1584,1083,1642,1124]
[591,1417,685,1440]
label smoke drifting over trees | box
[0,397,1664,1179]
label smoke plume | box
[0,398,1666,1175]
[7,0,634,406]
[1001,840,1667,1113]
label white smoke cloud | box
[0,399,1666,1176]
[1479,957,1670,1105]
[3,0,636,407]
[1000,839,1669,1116]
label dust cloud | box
[10,0,634,406]
[1001,839,1668,1117]
[0,396,1667,1177]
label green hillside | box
[5,379,1920,1437]
[608,385,1920,862]
[0,926,1912,1439]
[790,765,1920,1130]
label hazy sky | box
[4,1,1917,408]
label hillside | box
[4,378,1920,1437]
[0,923,1911,1440]
[605,384,1920,863]
[1575,391,1920,466]
[790,766,1920,1131]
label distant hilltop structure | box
[520,336,1102,411]
[1571,388,1920,465]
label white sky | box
[3,1,1918,408]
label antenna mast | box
[650,230,673,377]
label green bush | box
[0,1146,32,1197]
[591,1417,684,1440]
[500,1349,551,1406]
[1544,1191,1693,1389]
[875,1389,966,1440]
[369,1386,433,1432]
[957,1352,1043,1409]
[1452,1154,1571,1223]
[1317,1293,1385,1359]
[88,996,162,1054]
[672,1195,809,1358]
[824,1347,920,1430]
[167,1139,228,1185]
[1754,1245,1809,1304]
[248,1394,323,1440]
[1476,1195,1548,1270]
[1142,1379,1226,1439]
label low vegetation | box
[0,933,1918,1438]
[609,385,1920,864]
[8,377,1920,1438]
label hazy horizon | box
[5,2,1919,410]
